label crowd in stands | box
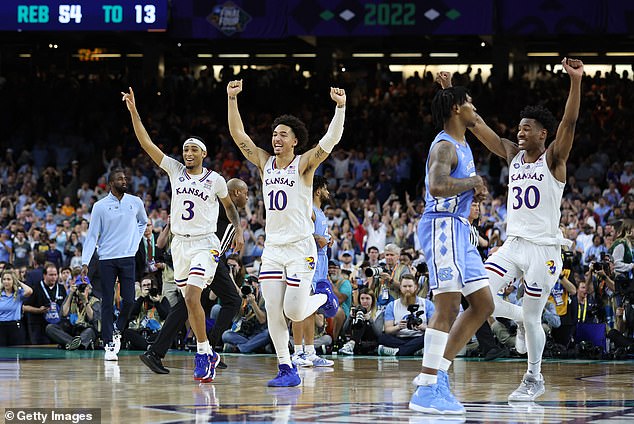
[0,62,633,359]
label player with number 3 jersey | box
[469,57,584,401]
[227,80,345,387]
[122,87,244,384]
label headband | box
[183,138,207,152]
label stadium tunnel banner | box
[170,0,493,39]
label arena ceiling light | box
[605,52,634,56]
[568,52,598,56]
[526,52,558,57]
[126,54,143,58]
[255,54,287,58]
[217,53,250,58]
[352,53,385,58]
[390,53,423,58]
[19,53,31,58]
[292,53,316,58]
[197,53,213,58]
[429,52,458,58]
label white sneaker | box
[515,323,527,354]
[291,351,313,367]
[112,333,122,355]
[305,353,334,367]
[104,343,118,361]
[508,372,545,401]
[339,341,355,355]
[377,345,399,356]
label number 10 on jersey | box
[267,190,288,211]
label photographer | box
[45,275,100,350]
[123,276,169,350]
[338,288,382,355]
[584,253,617,327]
[548,251,578,347]
[376,274,435,356]
[368,244,409,303]
[608,219,633,278]
[221,276,270,353]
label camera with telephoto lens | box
[406,304,425,330]
[591,261,609,274]
[241,285,253,299]
[75,283,87,294]
[365,265,388,278]
[149,287,159,297]
[352,306,367,329]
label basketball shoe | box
[267,364,301,387]
[315,279,339,318]
[409,383,465,415]
[305,352,334,367]
[508,372,545,401]
[194,351,220,383]
[104,342,118,361]
[291,351,313,367]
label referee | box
[140,178,248,373]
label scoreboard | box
[1,0,168,31]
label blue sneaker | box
[194,351,220,383]
[315,279,339,318]
[409,384,465,415]
[437,370,460,405]
[267,364,301,387]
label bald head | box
[227,178,248,209]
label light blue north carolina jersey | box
[312,205,329,284]
[423,131,476,220]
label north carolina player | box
[227,80,344,387]
[291,175,335,368]
[409,85,494,415]
[122,87,244,383]
[469,58,584,401]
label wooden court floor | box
[1,347,633,423]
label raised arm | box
[436,71,517,163]
[226,80,270,172]
[547,58,584,182]
[427,141,487,199]
[121,87,164,166]
[300,87,346,174]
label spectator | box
[11,229,32,268]
[327,259,353,343]
[23,263,67,344]
[0,230,12,264]
[46,276,100,350]
[377,274,435,356]
[609,219,633,277]
[0,270,33,346]
[63,232,82,267]
[45,239,63,269]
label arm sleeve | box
[317,106,346,153]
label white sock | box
[413,372,438,387]
[294,345,303,355]
[197,341,210,355]
[439,357,452,373]
[305,345,316,355]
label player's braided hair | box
[431,86,470,129]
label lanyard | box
[578,297,587,322]
[40,281,59,303]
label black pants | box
[149,260,241,358]
[350,321,378,354]
[377,333,426,356]
[99,257,136,344]
[0,321,25,346]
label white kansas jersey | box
[262,155,312,245]
[506,151,567,246]
[160,155,228,237]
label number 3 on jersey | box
[512,185,540,209]
[182,200,195,220]
[267,190,288,211]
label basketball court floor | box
[1,347,633,423]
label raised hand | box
[435,71,452,89]
[562,57,584,81]
[227,80,243,97]
[121,87,137,112]
[330,87,346,107]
